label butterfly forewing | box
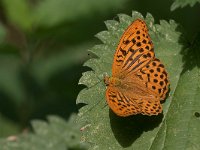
[136,58,169,100]
[112,19,155,76]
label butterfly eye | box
[104,76,110,86]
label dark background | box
[0,0,199,137]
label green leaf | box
[162,32,200,150]
[0,24,6,43]
[0,114,88,150]
[34,0,126,27]
[0,56,25,104]
[0,114,20,137]
[2,0,33,31]
[170,0,200,11]
[76,11,200,149]
[31,42,91,83]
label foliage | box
[171,0,200,11]
[0,0,126,137]
[0,114,88,150]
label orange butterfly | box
[104,19,169,117]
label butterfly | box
[104,19,169,117]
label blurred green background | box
[0,0,199,137]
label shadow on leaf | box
[109,109,163,147]
[180,32,200,75]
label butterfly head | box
[104,76,121,87]
[104,75,110,86]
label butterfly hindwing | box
[140,98,162,115]
[106,86,162,116]
[106,87,141,117]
